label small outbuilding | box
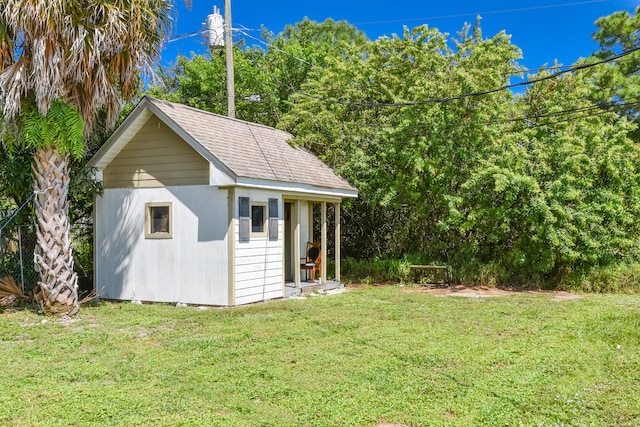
[88,97,357,306]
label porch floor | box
[285,280,342,297]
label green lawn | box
[1,285,639,426]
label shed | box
[88,97,357,306]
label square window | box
[145,202,172,239]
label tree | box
[0,1,172,315]
[281,23,522,260]
[281,19,640,287]
[455,69,640,285]
[263,18,368,115]
[149,18,369,126]
[591,7,640,139]
[149,49,281,125]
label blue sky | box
[164,0,639,72]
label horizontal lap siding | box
[234,238,283,304]
[234,190,284,305]
[235,265,282,283]
[236,253,283,267]
[103,115,209,188]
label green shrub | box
[341,254,448,284]
[340,255,640,294]
[559,263,640,293]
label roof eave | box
[230,177,358,199]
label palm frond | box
[22,101,84,159]
[0,0,174,133]
[0,276,27,307]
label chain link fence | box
[0,213,94,295]
[0,223,38,293]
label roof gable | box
[90,97,356,195]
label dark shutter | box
[268,198,279,241]
[239,197,250,242]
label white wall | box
[233,189,284,305]
[95,185,229,305]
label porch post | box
[321,201,327,284]
[335,202,341,283]
[294,200,301,287]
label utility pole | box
[224,0,235,118]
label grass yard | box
[0,285,639,426]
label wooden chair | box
[300,241,321,282]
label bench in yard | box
[409,265,450,286]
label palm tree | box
[0,1,173,315]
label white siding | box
[234,189,284,305]
[95,185,229,305]
[209,163,234,186]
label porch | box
[284,280,343,298]
[283,199,343,291]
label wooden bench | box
[409,265,450,286]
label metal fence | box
[0,221,94,294]
[0,223,38,293]
[0,191,94,294]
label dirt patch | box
[405,284,581,300]
[346,282,581,300]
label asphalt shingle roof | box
[148,97,355,192]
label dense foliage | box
[279,20,640,287]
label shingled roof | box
[91,97,356,195]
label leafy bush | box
[341,254,448,284]
[559,263,640,293]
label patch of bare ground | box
[345,282,580,300]
[404,284,581,300]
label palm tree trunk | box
[32,147,79,316]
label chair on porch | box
[300,241,321,282]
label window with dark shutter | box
[268,198,278,241]
[239,197,250,242]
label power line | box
[236,29,314,67]
[518,101,640,128]
[288,47,640,108]
[296,98,640,142]
[502,54,640,76]
[352,0,611,27]
[496,99,640,127]
[236,30,640,124]
[166,30,202,44]
[234,24,262,33]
